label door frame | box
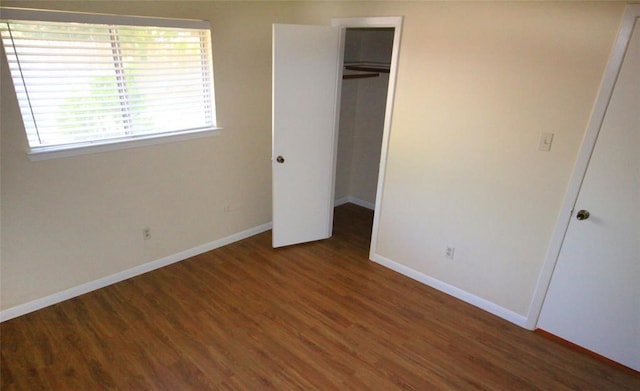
[526,5,640,330]
[331,16,403,260]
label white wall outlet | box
[539,132,554,152]
[445,246,455,260]
[143,227,151,240]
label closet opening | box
[334,27,395,244]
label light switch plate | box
[539,132,554,152]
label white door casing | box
[537,10,640,371]
[272,24,342,248]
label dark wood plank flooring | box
[2,204,639,390]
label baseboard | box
[334,196,375,210]
[371,253,530,329]
[334,196,350,207]
[0,222,273,322]
[3,223,530,328]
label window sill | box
[27,127,223,161]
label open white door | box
[538,13,640,371]
[272,24,342,247]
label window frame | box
[0,7,221,161]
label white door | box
[272,24,342,248]
[538,18,640,371]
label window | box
[0,8,218,159]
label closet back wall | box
[335,29,394,208]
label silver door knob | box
[276,155,285,163]
[576,210,590,220]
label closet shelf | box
[342,61,390,80]
[343,72,380,80]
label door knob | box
[276,155,285,163]
[576,210,590,221]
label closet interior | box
[335,28,394,212]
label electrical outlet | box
[143,227,151,240]
[445,246,455,260]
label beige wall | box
[0,1,295,309]
[1,2,626,320]
[372,1,624,316]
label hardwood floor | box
[2,203,638,390]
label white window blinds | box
[0,8,216,152]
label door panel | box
[272,24,341,247]
[538,19,640,371]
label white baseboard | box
[0,222,273,322]
[334,196,350,207]
[334,196,375,210]
[2,221,531,330]
[371,253,530,329]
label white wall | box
[1,1,626,323]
